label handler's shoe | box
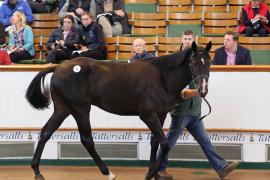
[218,161,240,180]
[155,171,173,180]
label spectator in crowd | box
[71,12,107,60]
[129,38,154,63]
[0,0,4,6]
[0,0,34,45]
[156,29,239,180]
[0,50,11,65]
[58,0,96,26]
[96,0,131,37]
[8,11,34,63]
[27,0,56,13]
[46,15,81,64]
[238,0,270,36]
[213,31,252,65]
[57,0,66,12]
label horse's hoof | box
[35,174,45,180]
[145,170,157,180]
[145,174,151,180]
[108,171,116,180]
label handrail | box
[210,65,270,72]
[1,65,270,72]
[0,64,57,72]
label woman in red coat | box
[0,50,11,65]
[238,0,270,36]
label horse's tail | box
[25,66,56,110]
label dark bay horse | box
[26,41,212,180]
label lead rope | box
[199,97,212,121]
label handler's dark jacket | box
[171,81,202,116]
[171,44,202,117]
[46,27,81,54]
[80,21,107,52]
[96,0,131,34]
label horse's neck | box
[162,62,192,102]
[152,50,193,103]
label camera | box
[56,43,64,49]
[54,40,64,49]
[251,18,261,30]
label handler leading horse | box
[26,42,212,180]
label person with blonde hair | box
[129,38,154,63]
[8,11,34,63]
[0,0,34,44]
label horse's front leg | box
[32,110,68,180]
[148,113,167,178]
[141,114,169,180]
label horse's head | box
[190,41,212,97]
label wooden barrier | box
[1,64,270,72]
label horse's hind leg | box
[141,114,169,180]
[71,106,115,180]
[32,110,68,180]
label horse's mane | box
[150,49,192,69]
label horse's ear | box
[205,41,212,52]
[191,41,197,52]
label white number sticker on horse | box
[73,65,81,73]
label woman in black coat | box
[72,12,107,60]
[46,15,81,63]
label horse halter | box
[189,51,209,83]
[189,51,212,121]
[193,74,209,83]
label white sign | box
[0,131,269,145]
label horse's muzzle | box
[197,77,208,97]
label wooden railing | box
[1,64,270,72]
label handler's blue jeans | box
[158,115,228,173]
